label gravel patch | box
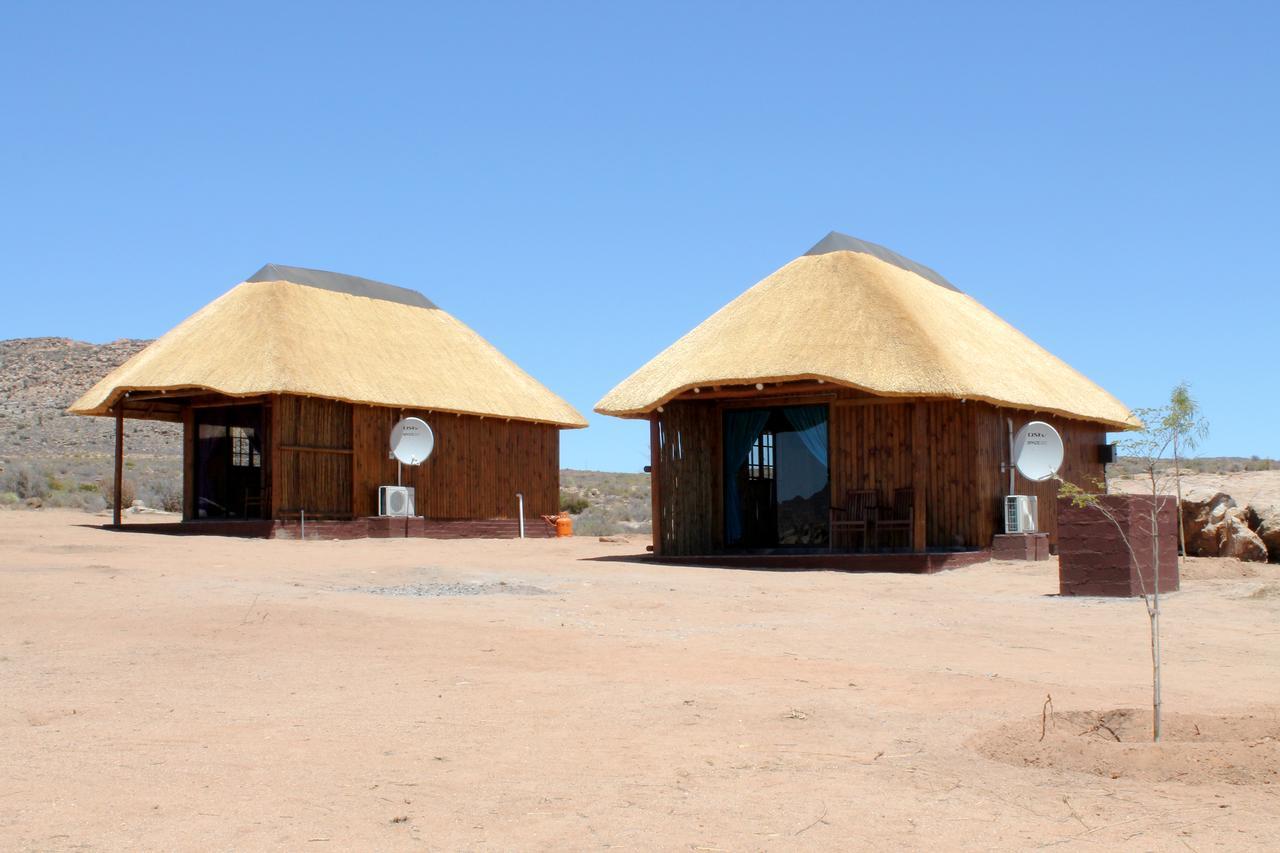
[355,580,549,597]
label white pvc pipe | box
[516,492,525,539]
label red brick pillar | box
[1057,495,1179,596]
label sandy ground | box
[3,510,1280,851]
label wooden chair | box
[244,486,266,519]
[875,488,914,552]
[829,489,878,552]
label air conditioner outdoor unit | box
[378,485,415,517]
[1005,495,1039,534]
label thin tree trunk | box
[1149,486,1163,743]
[1151,603,1162,741]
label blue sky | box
[4,2,1277,470]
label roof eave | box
[71,384,588,429]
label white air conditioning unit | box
[1005,495,1039,533]
[378,485,415,517]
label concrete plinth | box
[992,533,1050,561]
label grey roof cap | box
[805,232,959,292]
[247,263,437,309]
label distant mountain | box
[0,337,180,459]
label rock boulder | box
[1181,492,1269,562]
[1251,505,1280,563]
[1181,493,1235,555]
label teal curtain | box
[723,409,770,545]
[782,405,829,466]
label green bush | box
[0,492,19,506]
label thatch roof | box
[596,233,1138,429]
[70,265,587,428]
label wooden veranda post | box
[112,406,124,527]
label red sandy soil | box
[3,510,1280,851]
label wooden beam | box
[113,407,124,527]
[188,396,268,409]
[911,403,928,553]
[673,382,833,402]
[279,444,354,455]
[649,414,662,556]
[720,393,836,411]
[115,390,191,404]
[832,397,911,409]
[120,390,268,408]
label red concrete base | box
[1057,495,1179,597]
[107,517,556,541]
[992,533,1051,561]
[644,549,991,574]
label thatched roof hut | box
[72,264,585,428]
[597,233,1136,564]
[597,232,1136,430]
[72,265,582,537]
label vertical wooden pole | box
[649,414,662,556]
[911,403,927,553]
[113,406,124,527]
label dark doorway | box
[724,404,830,548]
[194,405,266,519]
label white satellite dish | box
[390,417,434,465]
[1013,421,1064,482]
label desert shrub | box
[44,489,104,511]
[99,477,136,509]
[0,464,50,500]
[560,493,590,515]
[570,513,612,536]
[0,492,18,506]
[138,479,183,513]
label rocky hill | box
[0,337,180,458]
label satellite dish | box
[390,417,434,465]
[1013,421,1064,482]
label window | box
[747,431,774,480]
[230,426,261,468]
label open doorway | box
[194,405,266,519]
[724,404,830,548]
